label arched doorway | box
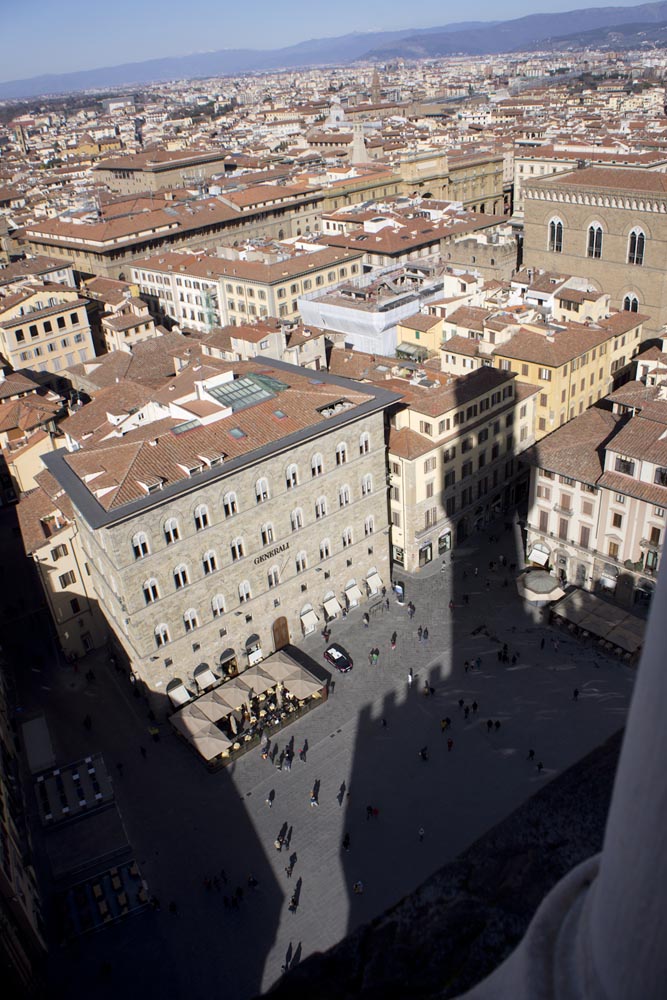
[272,616,289,650]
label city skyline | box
[0,0,653,84]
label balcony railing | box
[553,504,573,516]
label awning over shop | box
[366,572,383,594]
[283,672,322,701]
[527,547,549,566]
[345,584,362,606]
[219,648,236,665]
[323,597,342,618]
[245,633,261,649]
[300,609,319,631]
[194,691,230,723]
[166,680,191,708]
[193,664,218,691]
[240,665,275,696]
[215,677,252,710]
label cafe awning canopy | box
[283,672,322,701]
[193,663,219,691]
[240,665,274,696]
[215,677,252,710]
[527,547,549,567]
[345,584,362,605]
[260,649,303,681]
[190,726,232,762]
[323,597,342,618]
[166,679,191,708]
[300,609,319,630]
[170,704,212,739]
[366,572,383,594]
[195,690,232,723]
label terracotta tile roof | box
[597,470,667,507]
[531,165,667,194]
[16,484,71,556]
[388,426,434,460]
[522,406,621,485]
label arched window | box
[154,623,170,648]
[183,608,198,633]
[319,538,331,560]
[267,565,280,588]
[285,463,299,489]
[335,442,348,466]
[173,563,189,589]
[132,531,149,559]
[359,432,370,455]
[202,549,217,575]
[239,580,251,603]
[339,485,351,508]
[628,228,645,266]
[260,522,274,546]
[315,496,327,519]
[143,578,159,604]
[211,594,225,618]
[548,218,563,253]
[194,504,209,531]
[311,453,324,477]
[365,515,375,536]
[230,537,244,561]
[164,518,180,545]
[295,550,307,573]
[623,294,639,313]
[222,491,238,518]
[342,527,353,549]
[587,223,603,259]
[290,508,304,532]
[255,477,270,503]
[361,474,373,496]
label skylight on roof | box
[229,427,246,438]
[207,372,289,413]
[172,419,202,434]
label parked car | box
[323,643,353,673]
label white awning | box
[599,576,617,589]
[167,683,192,707]
[366,572,383,594]
[194,668,218,691]
[345,584,362,606]
[527,547,549,566]
[300,609,319,631]
[323,597,342,617]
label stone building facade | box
[42,360,398,696]
[523,166,667,335]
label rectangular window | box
[70,312,79,324]
[580,525,590,549]
[558,518,568,541]
[612,512,623,529]
[424,507,437,529]
[608,541,620,559]
[539,510,549,533]
[538,368,552,381]
[419,421,433,436]
[59,570,76,588]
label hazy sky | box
[0,0,652,82]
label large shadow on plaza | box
[0,508,284,1000]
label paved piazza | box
[26,521,635,1000]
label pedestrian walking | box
[448,599,454,611]
[573,688,579,701]
[474,566,479,577]
[447,738,454,752]
[266,790,275,808]
[464,660,469,673]
[472,701,478,713]
[527,749,535,761]
[380,718,387,728]
[537,761,544,774]
[363,613,370,628]
[353,880,364,895]
[475,656,482,671]
[418,746,428,761]
[372,648,379,664]
[540,637,545,650]
[487,719,493,733]
[423,627,429,641]
[342,832,350,851]
[408,668,414,687]
[440,718,448,734]
[368,649,374,666]
[310,786,319,807]
[417,626,423,642]
[494,720,501,731]
[385,597,390,610]
[391,631,397,650]
[458,698,464,710]
[464,705,470,720]
[418,827,425,842]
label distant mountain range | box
[2,3,667,102]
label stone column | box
[459,562,667,1000]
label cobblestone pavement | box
[16,517,635,999]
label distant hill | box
[519,17,667,51]
[363,2,667,59]
[1,4,667,101]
